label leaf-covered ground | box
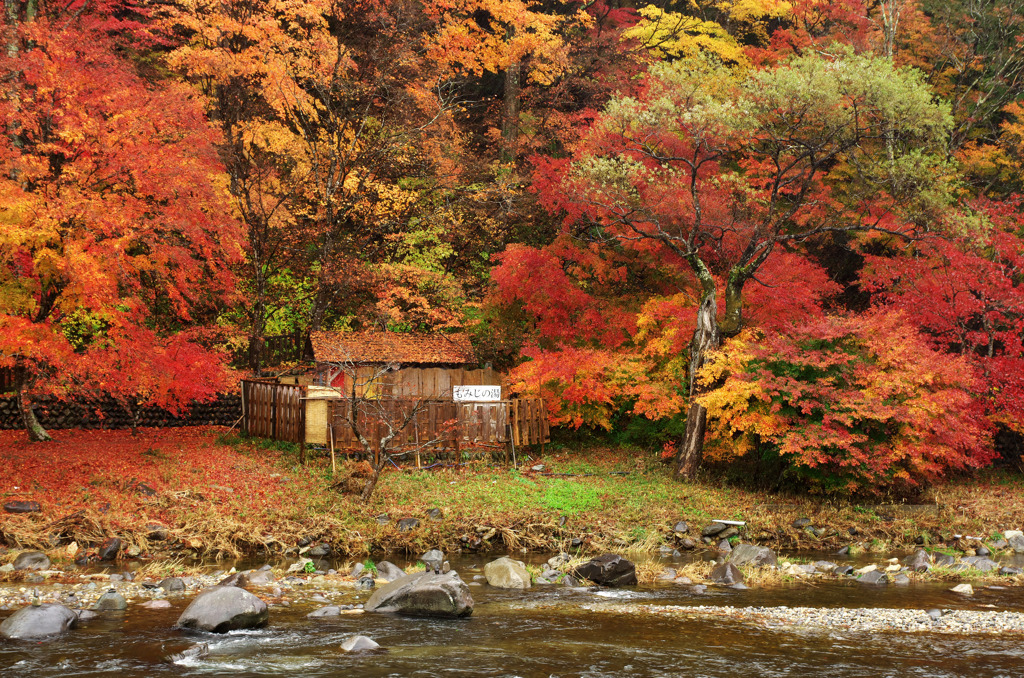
[1,427,1022,562]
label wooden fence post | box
[299,385,307,465]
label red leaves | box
[861,198,1024,430]
[699,313,994,494]
[0,12,241,415]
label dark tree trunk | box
[360,466,381,502]
[15,363,51,442]
[501,60,521,162]
[675,279,720,479]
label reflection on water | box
[3,553,1024,677]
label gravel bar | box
[586,603,1024,635]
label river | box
[2,553,1024,677]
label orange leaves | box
[0,15,240,412]
[699,313,993,494]
[508,345,685,430]
[424,0,589,85]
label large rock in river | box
[0,603,78,639]
[364,572,473,617]
[484,556,532,589]
[12,551,50,571]
[572,554,637,587]
[175,586,269,633]
[727,544,777,568]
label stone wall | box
[0,394,241,431]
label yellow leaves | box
[623,4,748,67]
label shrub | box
[698,312,994,494]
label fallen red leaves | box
[0,427,304,534]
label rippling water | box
[3,554,1024,677]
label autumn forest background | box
[4,0,1024,499]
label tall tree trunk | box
[14,362,51,442]
[248,295,266,376]
[675,262,749,478]
[501,60,521,162]
[675,264,720,479]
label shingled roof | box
[310,330,476,365]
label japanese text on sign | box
[453,385,501,402]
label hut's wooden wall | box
[317,365,502,399]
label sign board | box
[453,385,501,402]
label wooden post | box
[329,423,336,475]
[299,385,307,465]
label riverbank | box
[2,427,1024,571]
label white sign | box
[453,385,501,402]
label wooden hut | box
[309,330,498,397]
[242,331,548,453]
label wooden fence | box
[241,380,308,461]
[241,380,549,465]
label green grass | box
[542,480,602,515]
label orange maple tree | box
[0,7,242,439]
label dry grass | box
[3,430,1024,569]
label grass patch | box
[542,480,602,515]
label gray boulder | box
[364,572,473,617]
[375,561,407,582]
[160,577,186,593]
[397,518,420,533]
[0,603,78,639]
[710,562,743,585]
[483,557,532,589]
[702,522,728,537]
[98,538,122,561]
[308,543,331,557]
[307,606,341,618]
[933,553,956,567]
[12,551,50,571]
[858,570,889,585]
[341,635,380,652]
[972,558,1000,572]
[892,573,911,585]
[246,569,277,586]
[1009,534,1024,554]
[93,590,128,611]
[175,586,269,633]
[904,549,931,572]
[217,572,249,588]
[727,544,778,568]
[571,554,637,587]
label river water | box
[3,554,1024,677]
